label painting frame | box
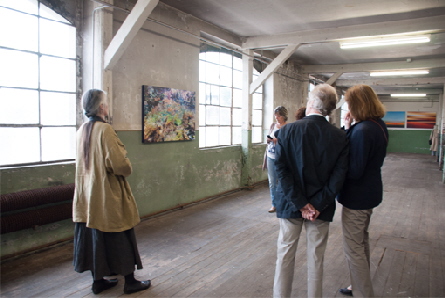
[406,111,436,129]
[142,85,196,144]
[382,111,406,129]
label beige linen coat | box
[430,126,439,152]
[73,122,140,232]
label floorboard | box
[1,153,444,297]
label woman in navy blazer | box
[337,85,388,298]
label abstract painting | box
[406,111,436,129]
[142,86,195,143]
[382,111,405,128]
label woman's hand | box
[343,112,352,129]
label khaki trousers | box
[342,207,375,297]
[273,218,330,298]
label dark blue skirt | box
[73,223,143,280]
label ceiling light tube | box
[370,70,429,76]
[340,35,430,49]
[391,94,427,97]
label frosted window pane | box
[309,83,315,92]
[220,107,231,125]
[206,106,219,125]
[40,56,76,92]
[206,62,220,85]
[40,19,76,58]
[199,52,206,61]
[204,84,212,104]
[41,127,76,161]
[219,126,231,146]
[233,89,242,108]
[233,70,242,89]
[220,53,232,67]
[199,60,206,82]
[0,49,38,88]
[205,126,219,147]
[0,8,38,51]
[252,126,262,143]
[199,127,205,148]
[253,109,262,126]
[232,127,242,145]
[40,92,76,125]
[210,85,219,105]
[206,51,219,64]
[199,104,206,127]
[233,57,242,71]
[253,93,263,109]
[220,87,231,107]
[233,108,242,126]
[199,83,206,104]
[220,66,232,87]
[39,3,69,23]
[1,0,38,14]
[0,88,39,124]
[0,127,40,165]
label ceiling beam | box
[302,58,445,73]
[336,77,445,87]
[326,72,343,86]
[104,0,159,71]
[250,44,301,94]
[242,15,445,50]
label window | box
[0,0,77,166]
[199,44,242,147]
[199,44,263,147]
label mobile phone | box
[267,135,273,139]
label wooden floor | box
[1,153,444,297]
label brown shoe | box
[268,206,276,213]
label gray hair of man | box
[307,84,337,116]
[82,88,105,117]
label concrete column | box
[437,84,445,184]
[241,50,253,187]
[300,74,309,108]
[85,0,114,123]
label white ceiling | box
[160,0,445,95]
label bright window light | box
[391,94,427,97]
[370,70,429,77]
[340,35,430,49]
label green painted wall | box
[387,130,432,154]
[0,131,268,258]
[0,163,76,195]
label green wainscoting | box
[387,130,432,154]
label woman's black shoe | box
[339,288,353,296]
[124,280,151,294]
[92,279,118,294]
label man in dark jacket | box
[273,84,349,298]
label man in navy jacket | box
[273,84,349,298]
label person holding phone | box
[262,106,288,213]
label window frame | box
[198,44,244,148]
[0,1,78,167]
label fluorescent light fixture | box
[340,35,430,49]
[370,70,429,76]
[391,94,427,97]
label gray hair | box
[308,84,337,116]
[82,89,105,117]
